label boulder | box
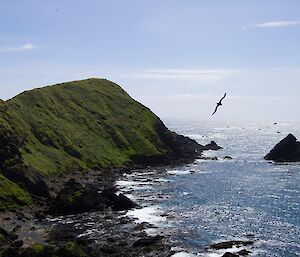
[237,249,251,255]
[202,141,223,151]
[132,235,163,247]
[264,134,300,162]
[11,239,23,248]
[101,187,137,211]
[48,180,137,215]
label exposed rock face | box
[132,235,163,247]
[2,167,49,197]
[264,134,300,162]
[0,124,49,198]
[131,121,203,165]
[48,179,137,215]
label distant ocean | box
[120,120,300,257]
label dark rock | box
[224,156,233,160]
[0,227,9,237]
[48,179,104,215]
[202,141,223,150]
[48,180,137,215]
[11,239,23,248]
[0,227,19,242]
[34,212,46,220]
[131,121,203,165]
[100,186,137,210]
[237,249,252,255]
[100,246,116,254]
[8,232,18,241]
[12,225,21,233]
[0,128,50,197]
[200,156,218,161]
[244,233,255,238]
[264,134,300,162]
[110,193,137,211]
[222,253,238,257]
[2,166,50,197]
[132,235,163,247]
[210,240,254,250]
[1,246,19,257]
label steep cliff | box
[0,78,202,209]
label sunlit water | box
[120,120,300,257]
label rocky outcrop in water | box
[210,240,254,250]
[264,134,300,162]
[202,141,223,150]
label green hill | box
[0,78,201,209]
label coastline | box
[0,162,195,257]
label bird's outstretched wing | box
[220,93,226,103]
[212,105,219,115]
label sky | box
[1,0,300,122]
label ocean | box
[120,120,300,257]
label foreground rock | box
[48,179,137,215]
[0,241,87,257]
[264,134,300,162]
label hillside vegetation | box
[0,78,201,209]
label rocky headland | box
[0,78,220,256]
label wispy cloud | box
[124,69,239,82]
[254,21,300,28]
[0,43,37,53]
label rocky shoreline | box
[0,136,227,257]
[0,150,263,257]
[0,166,178,257]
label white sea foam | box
[116,180,141,187]
[116,180,153,191]
[167,170,192,175]
[126,206,166,225]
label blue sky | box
[1,0,300,121]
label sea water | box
[121,120,300,257]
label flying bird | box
[212,93,226,115]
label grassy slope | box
[0,174,32,210]
[4,78,172,175]
[0,78,200,209]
